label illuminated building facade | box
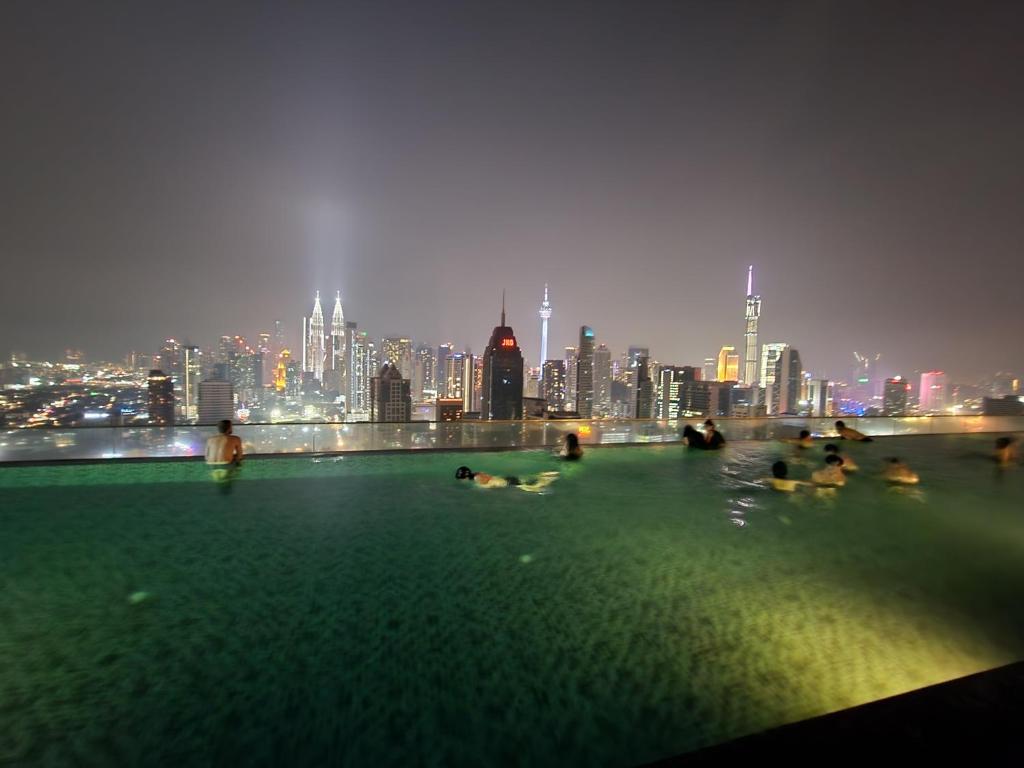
[743,265,761,386]
[147,369,175,425]
[305,292,325,382]
[919,371,948,413]
[576,326,595,418]
[542,360,566,412]
[382,338,413,381]
[198,378,234,425]
[328,292,346,395]
[702,358,716,383]
[717,345,740,382]
[772,347,802,415]
[481,299,523,420]
[181,344,202,421]
[414,345,436,400]
[370,363,411,422]
[635,357,655,418]
[593,343,611,416]
[806,378,833,417]
[883,377,909,415]
[759,342,787,392]
[563,346,577,408]
[274,350,291,392]
[658,365,698,419]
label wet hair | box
[835,420,846,429]
[799,430,810,439]
[217,419,232,434]
[824,444,839,454]
[565,433,580,449]
[888,457,902,464]
[704,419,716,428]
[772,460,788,479]
[825,454,844,466]
[455,466,475,480]
[683,425,698,438]
[996,437,1013,449]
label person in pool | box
[205,419,243,482]
[682,424,707,449]
[455,466,559,492]
[560,433,584,461]
[703,420,726,450]
[768,460,810,492]
[824,443,858,471]
[835,420,873,442]
[883,457,919,484]
[994,437,1019,467]
[811,454,846,486]
[784,430,814,449]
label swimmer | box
[994,437,1019,467]
[682,424,707,449]
[835,420,873,442]
[768,460,810,492]
[703,419,726,450]
[455,466,559,492]
[824,443,858,471]
[784,429,814,449]
[560,433,584,461]
[811,454,846,487]
[205,419,243,482]
[883,457,919,485]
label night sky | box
[2,0,1022,380]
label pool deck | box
[651,661,1024,764]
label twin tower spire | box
[305,291,345,381]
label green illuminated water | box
[3,434,1024,766]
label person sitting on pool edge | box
[811,454,846,487]
[768,460,810,492]
[703,419,726,450]
[824,443,858,471]
[883,457,920,485]
[455,466,559,492]
[835,420,873,442]
[205,419,243,482]
[560,433,584,461]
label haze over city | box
[2,0,1023,380]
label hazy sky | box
[2,0,1021,381]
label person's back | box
[812,454,846,486]
[884,457,919,484]
[561,433,584,461]
[770,460,802,492]
[206,420,243,466]
[682,425,707,449]
[824,443,858,471]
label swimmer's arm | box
[231,436,244,464]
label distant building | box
[743,265,761,386]
[982,395,1024,416]
[806,378,833,417]
[370,363,412,422]
[678,380,733,418]
[542,360,567,413]
[635,357,655,418]
[759,342,787,391]
[480,299,524,420]
[918,371,947,413]
[772,347,802,415]
[702,357,716,383]
[381,338,413,381]
[717,346,740,382]
[327,292,346,395]
[198,378,234,425]
[593,343,611,416]
[413,345,436,401]
[306,292,326,382]
[437,344,453,387]
[564,346,578,409]
[181,344,202,422]
[576,326,595,417]
[436,397,464,421]
[883,377,910,416]
[147,369,175,425]
[537,284,552,369]
[658,365,698,419]
[523,396,547,419]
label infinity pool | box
[3,434,1024,765]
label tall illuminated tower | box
[307,291,325,382]
[329,291,346,395]
[538,283,552,368]
[743,265,761,386]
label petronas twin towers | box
[304,291,346,384]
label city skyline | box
[3,2,1023,379]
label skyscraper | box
[538,284,552,369]
[329,291,346,394]
[593,343,611,416]
[542,360,566,412]
[635,357,655,418]
[772,347,802,415]
[306,292,325,382]
[883,377,910,415]
[370,364,412,422]
[480,296,524,420]
[576,326,595,417]
[413,345,436,400]
[702,358,716,383]
[181,344,202,422]
[147,369,175,426]
[198,378,234,424]
[564,346,577,408]
[807,378,833,417]
[743,265,761,386]
[919,371,948,413]
[381,338,413,380]
[658,365,698,419]
[759,342,787,391]
[717,346,740,382]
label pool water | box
[3,434,1024,766]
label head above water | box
[565,433,579,449]
[217,419,232,434]
[888,457,903,465]
[835,420,846,429]
[825,454,844,466]
[455,466,475,480]
[772,460,788,479]
[996,437,1014,449]
[799,430,810,439]
[824,443,839,454]
[704,419,716,429]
